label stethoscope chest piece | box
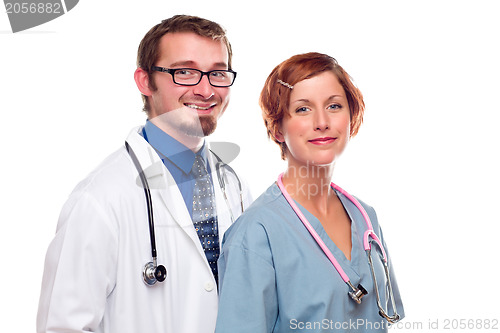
[348,282,368,304]
[143,261,167,286]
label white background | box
[1,0,499,331]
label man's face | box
[148,32,231,139]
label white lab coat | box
[37,127,252,333]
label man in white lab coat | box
[37,15,252,333]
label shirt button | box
[204,281,215,292]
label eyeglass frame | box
[151,66,237,87]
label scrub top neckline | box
[275,183,362,279]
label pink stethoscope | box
[277,173,401,324]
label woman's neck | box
[281,162,335,214]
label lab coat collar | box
[125,126,166,187]
[143,120,199,176]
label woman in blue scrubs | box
[215,52,404,332]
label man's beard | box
[151,103,220,138]
[178,115,217,138]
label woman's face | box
[276,71,351,168]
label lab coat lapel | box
[125,128,207,258]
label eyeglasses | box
[151,66,237,87]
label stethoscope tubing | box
[126,142,158,260]
[330,182,388,263]
[276,173,386,281]
[277,173,400,322]
[212,149,244,223]
[277,173,350,283]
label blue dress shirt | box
[141,120,212,216]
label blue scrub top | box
[215,183,404,333]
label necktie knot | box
[192,154,208,178]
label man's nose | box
[193,74,215,99]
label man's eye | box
[176,69,193,76]
[210,71,226,78]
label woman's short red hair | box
[260,52,365,160]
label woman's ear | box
[134,68,153,96]
[273,127,285,143]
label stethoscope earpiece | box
[143,261,167,285]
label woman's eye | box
[295,107,309,113]
[328,104,342,110]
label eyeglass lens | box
[174,69,234,86]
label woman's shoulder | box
[240,183,284,216]
[222,183,288,245]
[335,187,383,233]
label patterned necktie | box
[192,154,220,282]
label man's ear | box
[134,68,153,96]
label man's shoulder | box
[54,146,137,232]
[69,147,133,199]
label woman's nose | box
[314,110,330,131]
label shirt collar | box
[143,120,209,175]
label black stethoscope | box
[125,141,244,286]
